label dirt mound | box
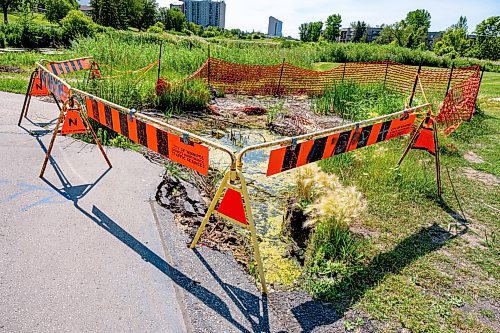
[0,65,24,74]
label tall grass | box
[313,81,406,121]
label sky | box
[156,0,499,37]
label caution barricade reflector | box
[47,58,92,75]
[413,127,436,155]
[216,188,248,225]
[61,110,87,135]
[267,114,417,176]
[30,74,50,96]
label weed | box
[266,101,287,127]
[313,81,405,121]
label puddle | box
[196,119,303,287]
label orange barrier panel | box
[85,96,210,175]
[47,58,92,75]
[267,113,417,176]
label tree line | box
[299,9,499,61]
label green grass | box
[312,81,406,121]
[307,69,500,332]
[6,13,55,27]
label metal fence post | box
[276,58,285,96]
[445,62,455,98]
[473,66,485,112]
[383,60,389,89]
[207,44,211,86]
[341,62,347,82]
[157,41,163,83]
[409,62,422,107]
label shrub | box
[155,79,210,114]
[46,0,79,23]
[147,22,165,34]
[60,10,96,43]
[1,22,63,48]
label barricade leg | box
[433,121,442,197]
[190,170,268,294]
[397,118,425,167]
[190,171,230,248]
[40,107,65,178]
[237,170,268,294]
[398,117,442,197]
[18,70,37,126]
[78,106,112,169]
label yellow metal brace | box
[190,169,268,294]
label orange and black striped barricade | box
[18,57,96,126]
[398,111,442,196]
[39,97,112,178]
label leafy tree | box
[474,16,499,60]
[140,0,156,30]
[405,9,431,31]
[299,21,323,42]
[351,21,367,42]
[157,7,185,32]
[91,0,127,29]
[1,0,21,24]
[376,9,430,49]
[45,0,78,23]
[453,16,468,31]
[434,17,473,58]
[323,14,341,42]
[61,9,96,41]
[185,21,202,35]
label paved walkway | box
[0,92,189,332]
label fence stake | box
[276,58,285,96]
[207,44,211,87]
[383,60,389,89]
[157,41,163,83]
[473,66,485,110]
[409,62,422,107]
[445,62,455,98]
[341,62,347,82]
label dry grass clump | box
[295,164,366,228]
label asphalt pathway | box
[0,92,189,332]
[0,92,342,333]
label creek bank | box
[155,170,251,266]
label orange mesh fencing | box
[183,58,481,135]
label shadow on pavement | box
[194,248,270,333]
[38,146,260,333]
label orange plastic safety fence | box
[183,58,481,135]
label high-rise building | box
[183,0,226,29]
[268,16,283,37]
[170,1,184,11]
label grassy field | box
[308,69,499,332]
[0,34,498,332]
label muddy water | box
[197,121,304,287]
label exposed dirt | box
[0,65,25,74]
[464,151,485,164]
[462,167,500,186]
[153,164,251,266]
[163,94,344,138]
